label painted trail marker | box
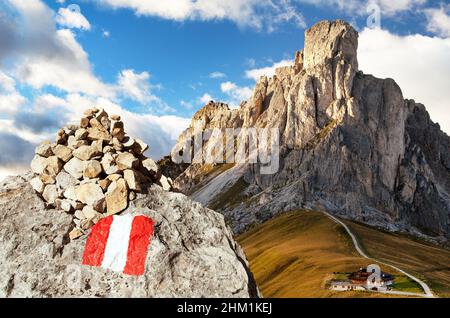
[82,214,155,276]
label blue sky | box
[0,0,450,180]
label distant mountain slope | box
[172,20,450,242]
[238,210,450,298]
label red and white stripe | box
[82,214,155,276]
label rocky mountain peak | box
[303,20,358,71]
[172,20,450,242]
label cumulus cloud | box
[0,71,27,115]
[96,0,305,31]
[0,0,191,179]
[297,0,426,16]
[56,6,91,30]
[117,69,158,104]
[0,132,35,166]
[0,0,112,97]
[359,27,450,134]
[245,59,292,81]
[209,72,226,79]
[220,81,253,108]
[424,5,450,38]
[199,93,214,104]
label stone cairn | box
[29,108,173,240]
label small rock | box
[92,197,106,213]
[83,109,95,117]
[75,128,88,140]
[60,199,73,212]
[35,142,53,157]
[73,145,101,161]
[64,157,84,179]
[74,209,85,220]
[105,165,120,175]
[112,137,124,151]
[82,205,102,222]
[68,135,88,149]
[53,144,73,162]
[30,177,45,194]
[75,183,104,206]
[43,185,58,204]
[106,174,122,182]
[124,169,141,192]
[80,117,90,128]
[44,156,63,177]
[87,126,112,142]
[111,121,125,141]
[142,158,159,177]
[56,171,78,191]
[96,109,111,131]
[69,228,83,240]
[103,145,114,154]
[122,136,135,148]
[83,160,103,179]
[116,152,138,170]
[40,174,56,185]
[159,175,171,191]
[106,178,128,215]
[71,201,85,210]
[132,138,148,155]
[91,140,103,153]
[31,155,48,175]
[111,115,121,121]
[64,126,77,136]
[129,191,136,201]
[63,186,77,201]
[99,179,112,191]
[80,218,95,230]
[56,129,67,145]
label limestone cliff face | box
[173,20,450,241]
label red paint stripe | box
[123,215,155,276]
[82,215,114,267]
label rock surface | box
[0,174,259,297]
[172,20,450,242]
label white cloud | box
[245,59,292,81]
[0,71,27,115]
[0,0,191,177]
[199,93,214,104]
[359,27,450,135]
[2,1,113,97]
[297,0,426,16]
[56,6,91,30]
[103,30,110,38]
[220,81,253,107]
[424,5,450,38]
[209,71,226,79]
[373,0,427,15]
[180,100,194,110]
[117,69,158,104]
[97,0,305,31]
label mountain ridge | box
[171,20,450,242]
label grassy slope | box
[238,210,419,298]
[344,220,450,297]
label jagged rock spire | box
[303,20,358,71]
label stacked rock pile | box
[29,108,173,240]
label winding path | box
[322,211,436,298]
